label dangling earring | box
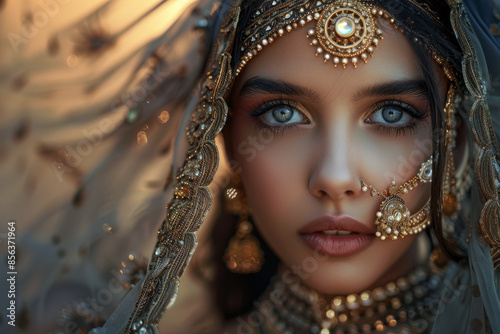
[443,145,458,218]
[360,157,432,241]
[442,86,459,219]
[440,86,476,244]
[223,183,264,274]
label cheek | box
[228,114,303,198]
[228,118,309,238]
[357,123,433,178]
[236,141,305,224]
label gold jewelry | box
[256,264,445,334]
[443,151,458,218]
[442,85,459,219]
[305,2,390,68]
[360,157,432,241]
[224,185,264,274]
[236,1,402,75]
[224,218,264,274]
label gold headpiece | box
[237,0,399,73]
[235,0,457,75]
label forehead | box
[233,19,423,96]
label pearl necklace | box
[255,265,445,334]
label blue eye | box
[363,100,428,136]
[365,101,422,126]
[263,106,305,125]
[378,107,407,124]
[272,108,294,123]
[249,100,310,127]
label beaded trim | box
[124,2,243,332]
[235,0,456,81]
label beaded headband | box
[236,0,456,81]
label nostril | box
[345,190,355,196]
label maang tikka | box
[306,1,393,68]
[360,157,433,241]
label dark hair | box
[200,0,466,320]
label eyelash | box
[364,100,428,137]
[247,99,428,137]
[247,98,309,137]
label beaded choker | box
[255,265,446,334]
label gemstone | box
[155,246,164,256]
[424,165,432,177]
[335,17,355,38]
[395,212,402,222]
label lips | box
[298,215,376,256]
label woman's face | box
[226,20,447,295]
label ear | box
[222,114,235,160]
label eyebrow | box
[238,76,320,101]
[238,77,428,103]
[354,79,428,101]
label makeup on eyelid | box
[243,95,430,137]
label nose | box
[308,126,361,200]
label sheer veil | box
[0,0,215,332]
[430,0,500,332]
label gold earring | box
[306,1,396,68]
[224,185,264,274]
[442,86,459,219]
[443,149,458,218]
[360,157,432,241]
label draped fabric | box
[462,0,500,332]
[0,0,215,332]
[432,1,500,333]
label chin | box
[297,260,386,296]
[283,237,418,296]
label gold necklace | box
[256,264,445,334]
